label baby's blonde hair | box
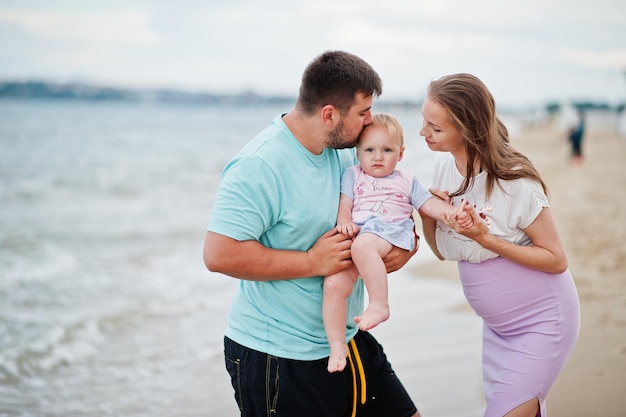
[363,113,404,147]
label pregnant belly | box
[458,257,561,335]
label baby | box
[323,113,472,372]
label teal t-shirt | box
[207,114,362,360]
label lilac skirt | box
[458,257,580,417]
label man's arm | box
[203,229,355,281]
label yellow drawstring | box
[350,339,367,404]
[347,338,367,417]
[346,348,357,417]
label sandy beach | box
[410,116,626,416]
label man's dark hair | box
[297,50,382,115]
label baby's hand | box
[453,200,474,229]
[336,222,360,237]
[456,201,492,229]
[442,202,491,241]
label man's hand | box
[307,228,355,277]
[382,234,419,273]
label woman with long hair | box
[419,73,580,417]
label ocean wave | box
[0,240,79,288]
[0,320,103,382]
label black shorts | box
[224,331,417,417]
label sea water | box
[0,98,489,416]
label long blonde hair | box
[427,73,548,198]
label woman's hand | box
[443,204,568,273]
[452,200,474,229]
[442,203,490,242]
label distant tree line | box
[0,80,295,106]
[545,100,625,115]
[1,80,623,113]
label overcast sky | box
[1,0,625,107]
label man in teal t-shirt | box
[204,51,420,417]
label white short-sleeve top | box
[432,153,549,263]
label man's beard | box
[325,120,361,149]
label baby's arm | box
[336,194,359,237]
[419,197,473,228]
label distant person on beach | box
[568,109,585,164]
[324,113,472,373]
[419,73,580,417]
[618,105,626,138]
[204,51,422,417]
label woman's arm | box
[445,204,568,274]
[418,212,444,260]
[418,188,449,261]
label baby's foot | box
[327,343,348,373]
[354,303,390,331]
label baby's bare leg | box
[351,233,393,331]
[323,265,359,373]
